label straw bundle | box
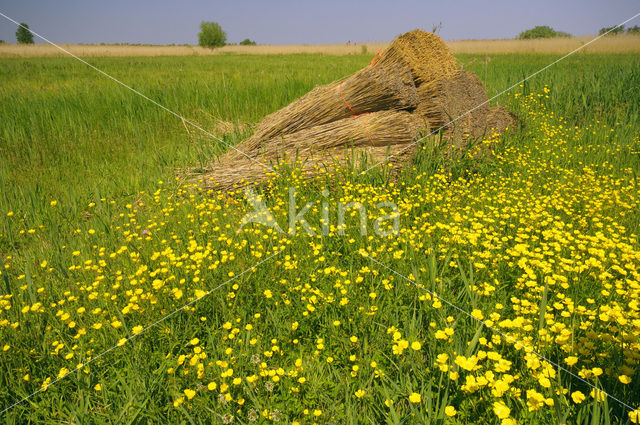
[244,62,418,151]
[486,106,518,133]
[413,70,490,140]
[374,29,459,86]
[249,110,422,159]
[197,143,414,191]
[201,111,425,188]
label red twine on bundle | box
[338,83,374,146]
[369,48,383,67]
[338,81,358,115]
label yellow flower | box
[207,381,217,390]
[619,375,631,384]
[132,325,143,335]
[629,410,640,424]
[184,388,196,400]
[471,309,484,320]
[493,401,511,419]
[263,289,273,298]
[411,341,422,351]
[50,200,58,207]
[564,356,578,366]
[571,391,585,404]
[408,392,421,403]
[57,368,69,379]
[94,384,102,391]
[355,389,365,398]
[445,406,457,416]
[350,336,358,343]
[313,409,322,417]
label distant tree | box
[198,21,226,48]
[15,22,34,44]
[0,40,5,44]
[599,25,625,36]
[239,38,256,46]
[627,25,640,34]
[518,25,571,39]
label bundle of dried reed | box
[486,106,518,133]
[195,143,415,191]
[413,70,490,140]
[374,29,459,86]
[200,111,425,188]
[243,62,418,152]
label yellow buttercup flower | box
[619,375,631,384]
[571,391,585,404]
[493,401,510,419]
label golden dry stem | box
[245,63,417,150]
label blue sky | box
[0,0,638,45]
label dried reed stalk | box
[242,62,418,152]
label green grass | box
[1,52,640,424]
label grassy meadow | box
[1,51,640,424]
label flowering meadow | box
[1,54,639,424]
